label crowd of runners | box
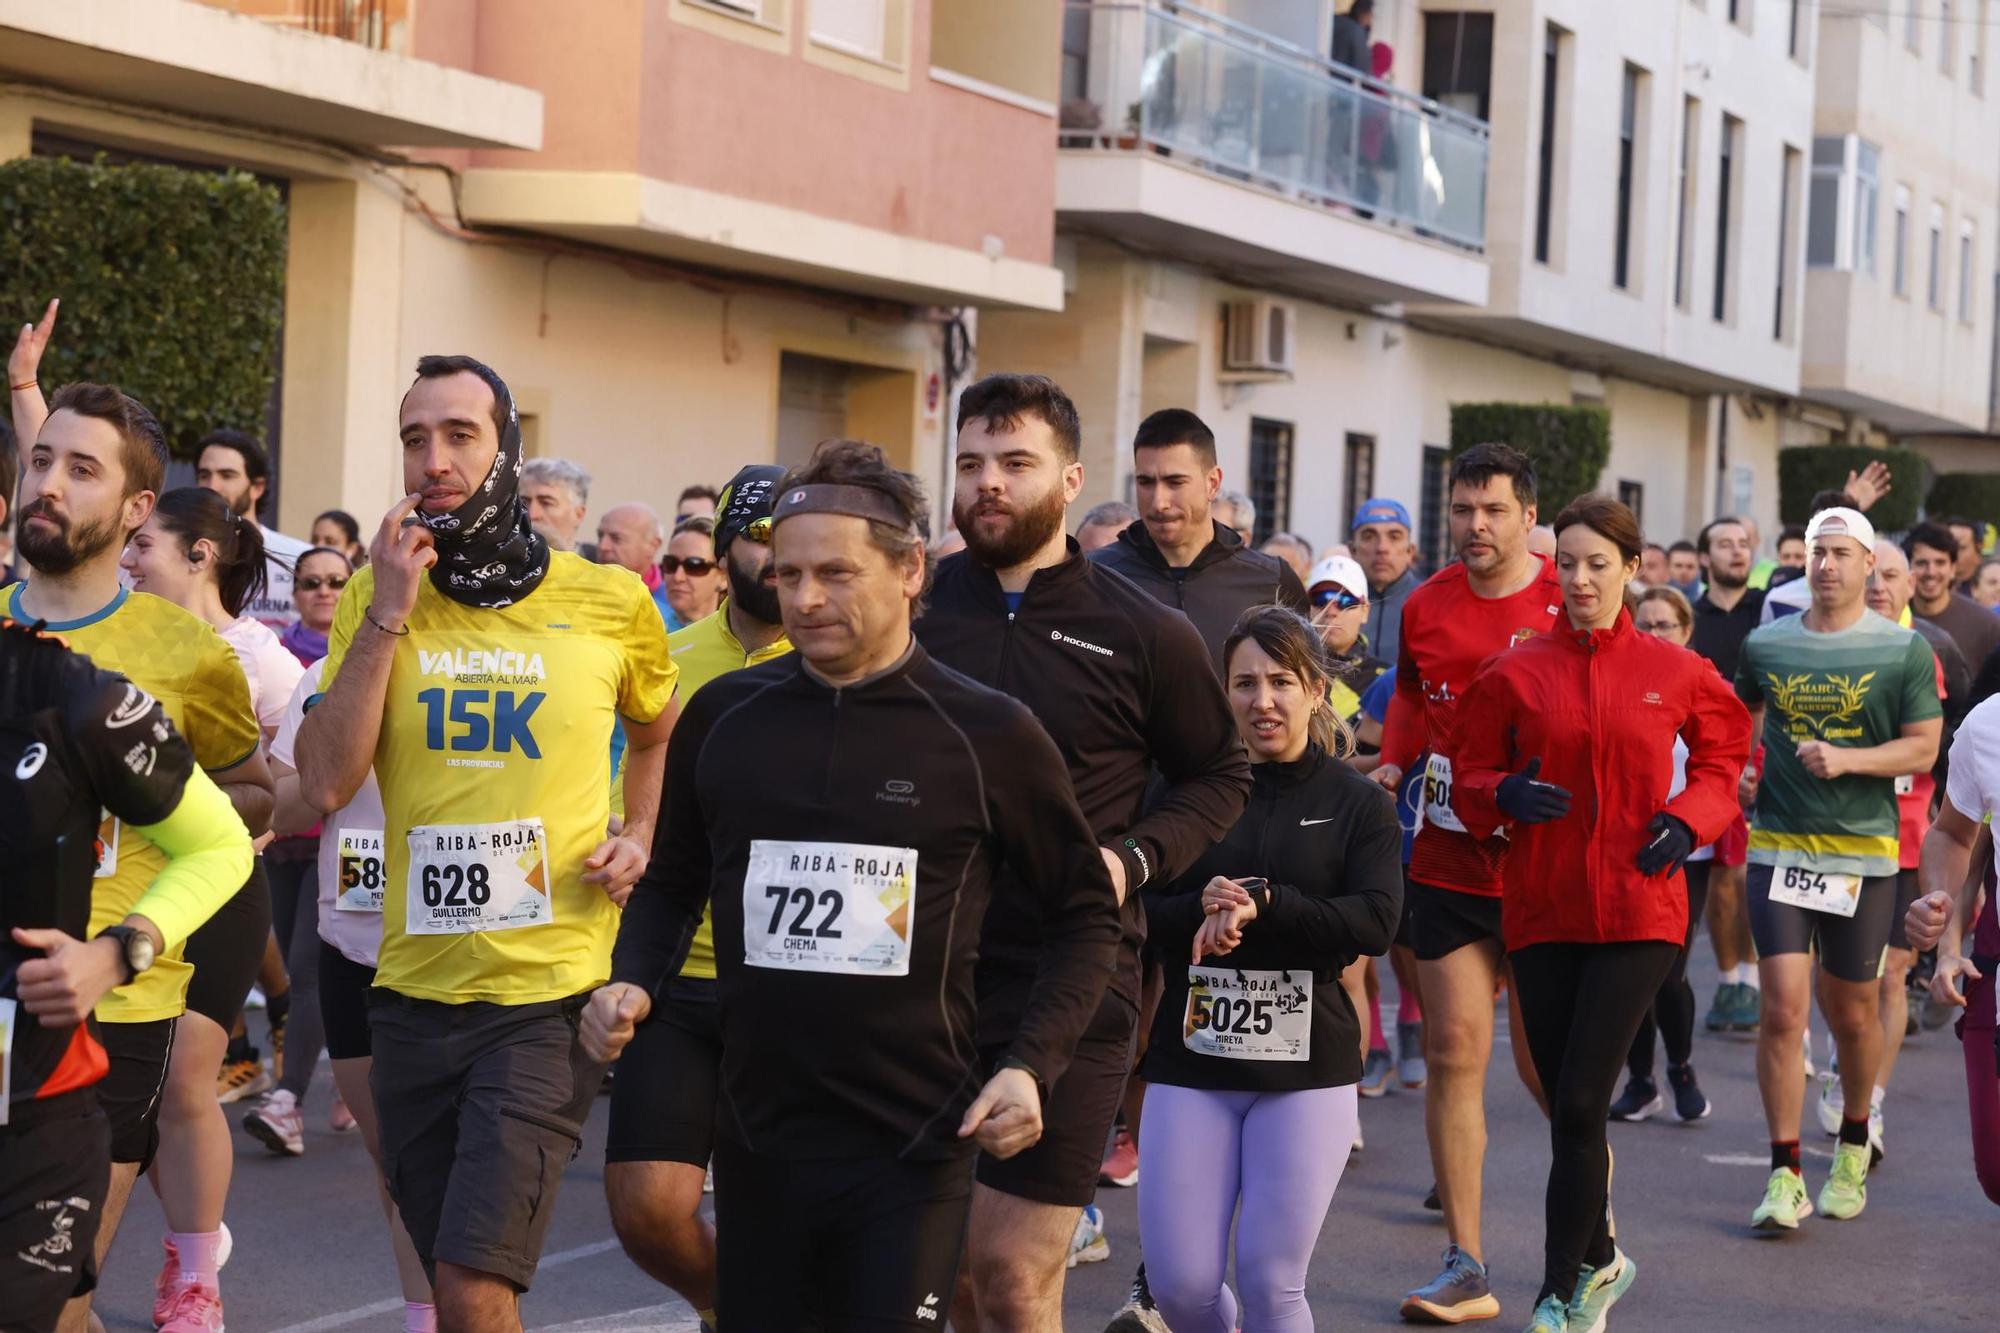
[2,291,1998,1333]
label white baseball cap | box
[1307,554,1369,600]
[1805,506,1876,552]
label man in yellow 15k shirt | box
[602,463,790,1330]
[298,356,677,1331]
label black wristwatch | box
[96,925,157,985]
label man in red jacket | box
[1374,443,1563,1325]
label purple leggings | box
[1965,966,2000,1207]
[1137,1083,1358,1332]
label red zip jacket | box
[1449,610,1752,949]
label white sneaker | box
[1868,1099,1885,1164]
[1816,1071,1845,1138]
[242,1088,304,1156]
[1067,1204,1109,1268]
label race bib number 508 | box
[742,839,917,976]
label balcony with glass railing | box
[1059,2,1489,255]
[192,0,405,53]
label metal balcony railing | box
[198,0,401,53]
[1059,2,1489,252]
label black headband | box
[773,484,918,535]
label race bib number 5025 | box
[742,839,917,976]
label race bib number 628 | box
[405,818,551,935]
[742,839,916,976]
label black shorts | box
[1401,879,1505,962]
[713,1139,973,1331]
[975,993,1138,1208]
[1747,864,1897,984]
[1888,869,1922,952]
[606,976,719,1166]
[96,1017,175,1169]
[0,1093,110,1333]
[368,991,607,1290]
[182,857,272,1027]
[318,942,377,1061]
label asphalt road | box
[93,952,1993,1331]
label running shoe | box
[1750,1168,1812,1231]
[1665,1063,1710,1122]
[1398,1020,1428,1088]
[1817,1142,1869,1220]
[1423,1182,1442,1212]
[1606,1076,1662,1122]
[1361,1047,1395,1097]
[153,1226,232,1329]
[1704,982,1735,1032]
[1868,1099,1885,1165]
[1566,1249,1634,1333]
[1732,983,1762,1032]
[1816,1070,1844,1138]
[1068,1204,1110,1269]
[216,1054,270,1105]
[330,1092,357,1134]
[1522,1293,1568,1332]
[1400,1244,1499,1323]
[1102,1265,1171,1333]
[243,1088,304,1156]
[158,1281,224,1333]
[1099,1128,1139,1188]
[1352,1120,1364,1154]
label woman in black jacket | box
[1137,606,1404,1332]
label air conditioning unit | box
[1222,298,1296,375]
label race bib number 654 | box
[1768,864,1861,918]
[742,839,916,976]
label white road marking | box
[268,1239,629,1333]
[1704,1153,1771,1167]
[535,1305,703,1332]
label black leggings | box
[1510,939,1680,1304]
[1625,863,1712,1079]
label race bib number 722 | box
[742,839,916,976]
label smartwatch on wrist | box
[95,925,156,985]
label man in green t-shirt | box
[1733,506,1942,1233]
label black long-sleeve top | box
[1141,744,1403,1091]
[916,544,1250,1038]
[610,642,1120,1161]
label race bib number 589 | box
[742,839,916,976]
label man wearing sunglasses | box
[603,464,790,1332]
[1309,554,1386,728]
[918,373,1250,1332]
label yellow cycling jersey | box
[319,553,676,1004]
[664,604,793,980]
[3,585,260,1022]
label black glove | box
[1636,813,1695,876]
[1495,756,1572,825]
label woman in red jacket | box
[1450,495,1750,1333]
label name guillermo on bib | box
[1184,967,1312,1061]
[406,818,550,934]
[743,839,916,976]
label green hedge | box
[1926,473,2000,527]
[1448,402,1611,516]
[0,155,286,459]
[1777,444,1927,533]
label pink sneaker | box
[158,1280,225,1332]
[242,1089,305,1156]
[1098,1128,1139,1188]
[152,1238,180,1327]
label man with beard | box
[4,358,273,1333]
[1690,517,1765,1034]
[1908,521,2000,676]
[196,428,313,632]
[916,374,1250,1333]
[1090,409,1308,667]
[602,464,789,1331]
[296,356,677,1328]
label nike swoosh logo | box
[1300,817,1335,826]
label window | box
[1777,145,1801,340]
[1856,141,1880,274]
[1807,137,1843,267]
[1714,114,1739,322]
[1789,0,1805,60]
[1618,480,1645,526]
[1929,202,1945,310]
[811,0,886,59]
[1535,24,1563,265]
[1615,65,1644,291]
[1961,220,1978,322]
[1909,2,1923,54]
[1344,433,1377,519]
[1894,185,1912,296]
[1248,420,1294,546]
[1422,13,1494,121]
[1942,1,1956,74]
[1675,97,1699,309]
[1419,447,1452,574]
